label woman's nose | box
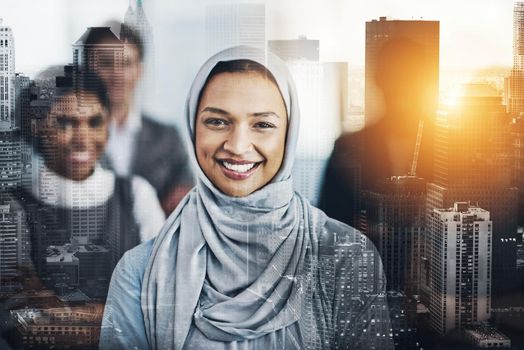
[223,127,253,155]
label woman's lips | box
[218,159,261,180]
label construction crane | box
[409,119,425,176]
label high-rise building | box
[365,176,426,295]
[0,19,15,131]
[122,0,153,49]
[433,85,511,188]
[512,118,524,225]
[205,2,266,56]
[14,73,30,130]
[0,204,21,293]
[314,233,390,350]
[426,84,517,308]
[121,0,154,92]
[507,1,524,117]
[364,176,426,350]
[15,74,34,197]
[0,130,22,202]
[429,202,492,335]
[365,17,439,127]
[269,38,347,204]
[269,37,319,61]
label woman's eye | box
[204,118,228,127]
[254,121,275,129]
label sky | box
[0,0,517,124]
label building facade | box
[426,84,517,308]
[0,19,15,131]
[365,17,439,127]
[365,176,426,295]
[429,202,492,335]
[507,1,524,117]
[205,2,266,56]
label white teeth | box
[222,161,256,173]
[71,151,90,162]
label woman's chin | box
[218,180,262,198]
[222,186,256,198]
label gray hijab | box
[141,46,325,349]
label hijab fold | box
[141,46,325,349]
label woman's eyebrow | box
[200,107,230,116]
[251,112,281,118]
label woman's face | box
[40,92,109,181]
[196,71,288,197]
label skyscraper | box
[122,0,153,49]
[426,84,517,308]
[433,85,511,188]
[14,73,30,130]
[269,37,319,61]
[429,202,492,335]
[315,232,390,350]
[15,73,34,197]
[0,19,15,131]
[512,118,524,226]
[268,38,347,204]
[0,130,21,203]
[121,0,154,93]
[365,176,426,295]
[365,17,439,127]
[364,176,426,350]
[0,204,21,293]
[205,2,266,56]
[508,1,524,117]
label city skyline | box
[0,0,518,127]
[1,1,524,349]
[0,0,516,72]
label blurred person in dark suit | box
[318,37,437,350]
[85,24,193,214]
[319,37,436,228]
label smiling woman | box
[195,61,287,197]
[100,47,393,350]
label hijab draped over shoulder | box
[141,47,328,350]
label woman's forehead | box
[199,72,287,113]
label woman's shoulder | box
[113,239,157,285]
[322,216,361,240]
[314,207,377,252]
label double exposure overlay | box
[0,1,522,349]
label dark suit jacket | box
[318,121,434,228]
[103,115,193,213]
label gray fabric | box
[99,221,392,350]
[141,46,325,350]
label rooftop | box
[75,27,121,46]
[465,325,510,343]
[46,243,109,264]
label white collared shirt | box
[29,163,165,242]
[105,99,142,177]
